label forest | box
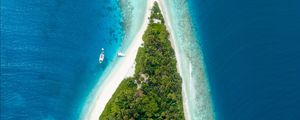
[100,2,184,119]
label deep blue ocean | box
[1,0,123,119]
[189,0,300,120]
[2,0,300,120]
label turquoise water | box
[1,0,147,119]
[119,0,147,52]
[161,0,214,119]
[80,0,147,119]
[3,0,299,120]
[1,0,123,119]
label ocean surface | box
[188,0,300,120]
[2,0,300,120]
[162,0,214,119]
[80,0,147,119]
[1,0,124,119]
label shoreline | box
[81,0,155,119]
[81,0,191,119]
[158,0,215,119]
[157,1,191,120]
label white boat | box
[117,52,125,57]
[99,48,104,64]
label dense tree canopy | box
[100,2,184,120]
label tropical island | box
[100,2,184,119]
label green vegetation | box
[100,2,184,120]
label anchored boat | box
[117,52,125,57]
[99,48,104,64]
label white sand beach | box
[157,1,191,120]
[82,0,156,119]
[82,0,192,120]
[159,0,215,119]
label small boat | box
[99,48,104,64]
[117,52,125,57]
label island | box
[100,2,184,119]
